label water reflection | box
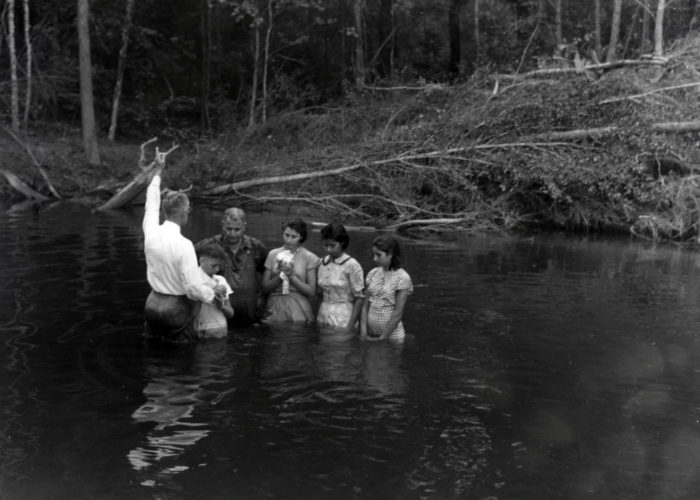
[128,339,232,487]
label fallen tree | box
[96,138,178,211]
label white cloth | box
[196,271,232,338]
[276,249,295,295]
[142,174,214,303]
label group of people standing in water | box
[142,168,413,344]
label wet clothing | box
[195,272,232,339]
[365,267,413,340]
[142,174,214,303]
[262,246,320,324]
[143,291,199,343]
[142,173,214,343]
[317,254,364,329]
[195,234,267,326]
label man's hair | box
[197,243,227,262]
[320,223,350,250]
[222,207,246,225]
[162,192,189,219]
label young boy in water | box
[195,243,234,338]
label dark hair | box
[162,192,189,219]
[284,218,308,243]
[372,235,402,270]
[197,243,227,262]
[320,223,349,250]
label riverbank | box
[3,36,700,242]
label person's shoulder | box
[345,255,363,270]
[195,234,220,249]
[244,234,266,248]
[300,247,319,260]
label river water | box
[2,202,700,499]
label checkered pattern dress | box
[365,267,413,339]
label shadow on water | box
[4,204,700,498]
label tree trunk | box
[474,0,480,67]
[261,0,272,125]
[690,0,700,31]
[377,0,393,78]
[339,0,346,86]
[622,3,640,59]
[22,0,32,128]
[448,0,465,76]
[8,0,19,132]
[554,0,562,48]
[248,24,260,128]
[654,0,666,57]
[77,0,100,165]
[607,0,622,62]
[353,0,366,88]
[641,0,651,54]
[594,0,602,58]
[108,0,134,141]
[200,0,211,133]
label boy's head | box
[197,243,227,277]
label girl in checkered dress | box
[360,236,413,341]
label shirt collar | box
[322,254,350,266]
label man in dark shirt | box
[196,208,268,326]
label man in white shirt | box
[142,169,223,343]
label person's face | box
[200,255,221,277]
[323,239,343,259]
[371,246,392,269]
[283,227,302,249]
[222,219,245,245]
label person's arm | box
[219,297,234,318]
[261,267,282,293]
[379,289,409,340]
[180,245,216,303]
[289,266,316,298]
[345,260,365,332]
[142,171,162,235]
[359,294,370,338]
[345,296,363,332]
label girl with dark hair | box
[360,236,413,341]
[316,223,365,332]
[261,218,320,323]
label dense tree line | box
[0,0,698,145]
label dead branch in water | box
[96,139,179,211]
[2,126,61,199]
[0,167,49,201]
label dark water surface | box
[3,203,700,499]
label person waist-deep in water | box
[196,207,267,327]
[194,243,234,339]
[360,236,413,341]
[261,218,320,324]
[142,169,226,343]
[316,222,365,333]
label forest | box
[2,0,700,241]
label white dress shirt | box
[142,174,214,303]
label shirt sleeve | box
[347,259,365,297]
[396,270,413,294]
[180,242,215,303]
[142,173,161,235]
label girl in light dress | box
[316,223,364,333]
[261,218,319,324]
[360,236,412,341]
